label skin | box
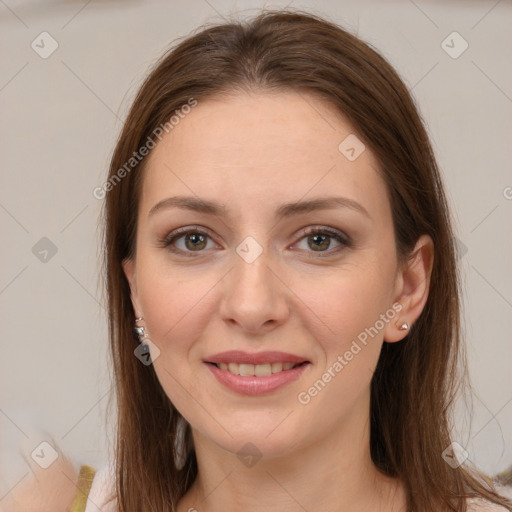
[1,447,79,512]
[123,90,434,512]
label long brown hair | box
[101,9,512,512]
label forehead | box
[146,90,367,167]
[139,90,390,224]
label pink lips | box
[205,350,309,366]
[204,350,311,396]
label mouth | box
[206,361,309,377]
[204,359,311,396]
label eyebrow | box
[148,195,370,220]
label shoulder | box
[84,463,117,512]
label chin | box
[200,422,305,462]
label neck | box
[177,393,405,512]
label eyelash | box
[158,225,351,258]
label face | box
[123,90,416,459]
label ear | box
[122,257,142,317]
[383,234,434,343]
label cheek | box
[134,262,218,415]
[135,257,219,355]
[293,264,393,352]
[140,290,201,343]
[293,274,388,424]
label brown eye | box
[161,227,216,255]
[294,227,350,256]
[183,232,207,251]
[307,233,331,251]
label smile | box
[211,361,306,376]
[205,361,311,396]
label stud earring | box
[399,322,409,331]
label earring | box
[398,322,409,331]
[133,317,148,342]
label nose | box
[219,246,289,335]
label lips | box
[205,359,310,395]
[204,350,310,366]
[203,350,311,394]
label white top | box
[467,497,511,511]
[84,464,117,512]
[84,465,511,512]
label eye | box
[159,226,217,256]
[159,225,351,257]
[292,227,350,256]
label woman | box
[6,8,510,512]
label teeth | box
[271,362,283,373]
[255,364,272,377]
[240,363,257,376]
[214,362,302,376]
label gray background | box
[0,0,511,494]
